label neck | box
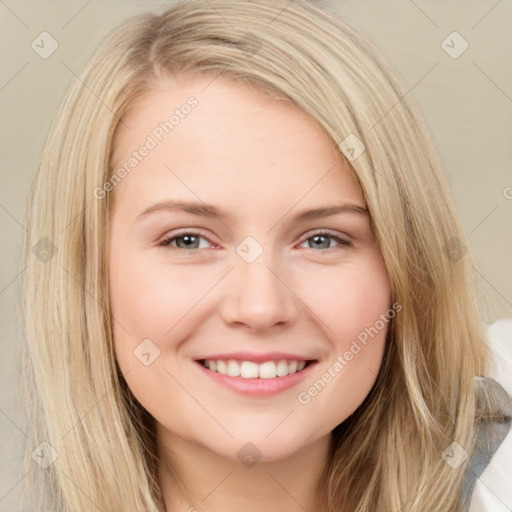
[157,429,333,512]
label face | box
[108,74,391,462]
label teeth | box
[226,359,240,377]
[276,360,289,377]
[240,361,259,378]
[216,360,227,375]
[202,358,309,379]
[259,361,276,379]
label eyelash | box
[158,229,352,253]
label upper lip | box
[195,352,317,364]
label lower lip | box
[194,361,316,396]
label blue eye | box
[159,232,211,250]
[299,232,352,250]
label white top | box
[469,318,512,511]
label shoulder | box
[466,318,512,512]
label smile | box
[194,357,317,396]
[200,358,310,379]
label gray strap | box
[461,377,512,509]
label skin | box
[109,73,391,511]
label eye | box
[298,231,352,251]
[157,230,352,252]
[159,231,213,250]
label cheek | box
[109,255,210,426]
[293,255,391,425]
[109,250,223,390]
[302,255,391,343]
[111,235,217,322]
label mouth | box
[193,356,318,396]
[197,358,316,379]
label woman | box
[19,0,510,510]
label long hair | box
[19,1,504,510]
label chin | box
[203,427,322,464]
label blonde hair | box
[19,0,504,510]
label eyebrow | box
[135,200,369,222]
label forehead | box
[114,73,332,156]
[110,74,364,213]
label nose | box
[219,250,298,333]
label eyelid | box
[298,228,351,242]
[158,228,215,247]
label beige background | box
[1,1,511,509]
